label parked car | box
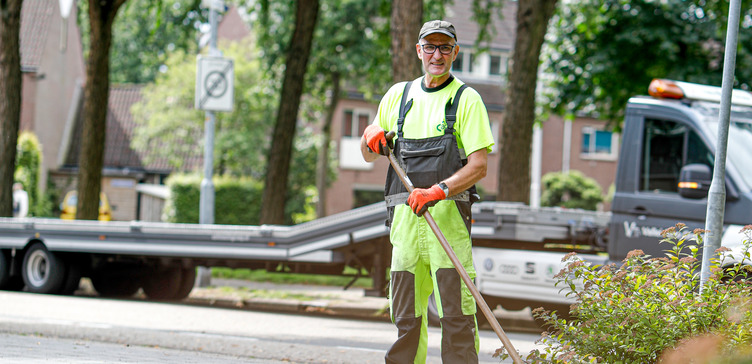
[60,191,112,221]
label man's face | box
[416,33,458,79]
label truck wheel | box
[22,243,66,294]
[91,272,141,297]
[0,250,24,291]
[173,267,196,300]
[142,267,182,300]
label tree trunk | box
[391,0,423,82]
[316,72,340,218]
[0,0,23,217]
[497,0,557,203]
[260,0,319,225]
[76,0,127,220]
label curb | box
[184,296,391,322]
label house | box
[18,0,84,198]
[17,0,203,221]
[326,1,619,215]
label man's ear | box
[416,43,423,59]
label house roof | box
[64,85,203,175]
[445,0,516,51]
[20,0,56,71]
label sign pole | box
[197,4,222,287]
[699,0,742,291]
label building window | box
[468,53,475,73]
[453,52,464,72]
[489,55,502,75]
[353,189,384,208]
[343,109,371,138]
[581,126,618,159]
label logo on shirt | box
[436,120,447,132]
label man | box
[12,182,28,218]
[361,20,494,364]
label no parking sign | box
[195,55,234,112]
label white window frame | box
[342,108,373,139]
[580,126,619,161]
[340,108,375,170]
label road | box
[0,291,543,363]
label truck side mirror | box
[678,163,711,199]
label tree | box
[391,0,423,82]
[542,0,751,127]
[260,0,320,225]
[0,0,23,217]
[302,0,391,217]
[496,0,558,203]
[77,0,207,84]
[76,0,129,220]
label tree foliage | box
[131,39,276,178]
[78,0,207,84]
[131,38,319,225]
[543,0,752,128]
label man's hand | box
[407,184,446,216]
[363,124,392,155]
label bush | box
[515,224,752,363]
[541,171,604,211]
[163,174,263,225]
[14,132,53,217]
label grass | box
[210,266,374,289]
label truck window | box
[640,118,712,193]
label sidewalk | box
[184,278,540,332]
[187,278,391,321]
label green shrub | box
[14,132,53,217]
[541,171,604,211]
[163,174,263,225]
[514,224,752,363]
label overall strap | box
[444,84,468,134]
[396,81,413,139]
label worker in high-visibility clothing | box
[361,19,494,364]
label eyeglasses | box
[420,43,455,55]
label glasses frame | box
[419,43,456,55]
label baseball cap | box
[418,20,457,41]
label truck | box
[0,79,750,321]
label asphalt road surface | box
[0,291,542,363]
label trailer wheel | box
[0,250,24,291]
[91,272,141,297]
[60,259,83,295]
[172,267,196,300]
[22,243,66,294]
[142,267,182,300]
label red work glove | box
[363,124,392,155]
[407,184,446,217]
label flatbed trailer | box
[0,201,608,304]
